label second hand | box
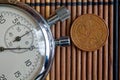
[0,46,38,52]
[13,30,33,42]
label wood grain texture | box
[50,0,56,80]
[60,0,67,80]
[35,0,40,12]
[17,0,20,2]
[30,0,35,8]
[87,0,92,80]
[19,0,114,80]
[25,0,30,4]
[81,0,87,80]
[55,0,61,80]
[60,15,66,80]
[103,0,109,80]
[40,0,45,17]
[76,1,82,80]
[66,0,72,80]
[98,0,103,80]
[93,0,98,80]
[108,0,113,80]
[20,0,25,2]
[71,0,77,80]
[45,0,50,18]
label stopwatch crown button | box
[55,36,71,47]
[56,6,70,22]
[46,6,70,26]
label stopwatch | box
[0,0,70,80]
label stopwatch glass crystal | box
[0,4,46,80]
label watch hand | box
[20,30,32,38]
[0,46,38,52]
[13,30,33,42]
[13,36,21,42]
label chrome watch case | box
[0,0,70,80]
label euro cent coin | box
[70,14,108,51]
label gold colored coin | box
[70,14,108,51]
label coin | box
[70,14,108,51]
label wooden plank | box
[81,0,87,80]
[17,0,20,2]
[87,0,93,80]
[55,0,61,80]
[66,0,72,80]
[60,0,67,80]
[35,0,40,12]
[25,0,30,4]
[18,1,114,80]
[71,0,77,80]
[93,0,98,80]
[98,0,103,80]
[30,0,35,8]
[50,0,56,80]
[40,0,45,17]
[20,0,25,2]
[103,0,109,80]
[76,0,82,80]
[108,0,113,80]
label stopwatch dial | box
[0,4,46,80]
[5,24,34,53]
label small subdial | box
[4,24,34,53]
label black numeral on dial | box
[0,74,7,80]
[14,71,21,78]
[0,14,6,24]
[12,18,20,25]
[25,59,32,67]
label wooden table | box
[19,0,117,80]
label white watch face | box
[0,4,46,80]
